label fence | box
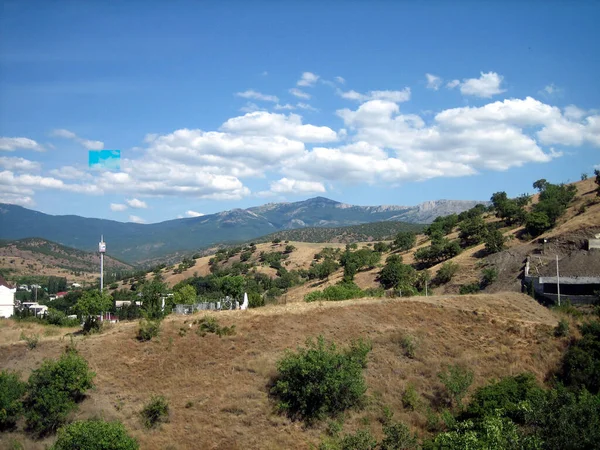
[174,299,240,315]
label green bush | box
[20,332,39,350]
[555,318,570,337]
[480,267,498,288]
[464,373,545,424]
[196,316,236,337]
[24,351,95,435]
[434,262,459,285]
[402,384,419,411]
[0,370,26,430]
[141,395,169,428]
[271,336,371,422]
[136,319,161,341]
[380,420,418,450]
[400,334,417,359]
[339,429,377,450]
[438,364,474,408]
[558,320,600,394]
[459,283,481,295]
[51,419,138,449]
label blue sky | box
[1,1,599,224]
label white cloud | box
[0,171,101,202]
[126,198,147,209]
[186,210,204,217]
[447,79,460,89]
[541,83,563,97]
[51,129,104,150]
[296,103,318,111]
[289,88,311,99]
[0,193,35,207]
[564,105,586,121]
[338,88,411,103]
[239,102,264,113]
[128,215,146,224]
[297,72,319,87]
[0,137,44,152]
[235,89,279,103]
[335,76,345,84]
[458,72,506,98]
[110,203,127,211]
[0,157,41,172]
[49,166,91,180]
[426,73,443,90]
[270,177,326,194]
[220,111,337,143]
[274,103,296,110]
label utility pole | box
[556,255,561,307]
[99,236,106,291]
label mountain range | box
[0,197,486,263]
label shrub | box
[459,283,481,295]
[400,334,416,359]
[438,364,474,408]
[0,370,26,430]
[20,332,39,350]
[555,318,570,337]
[434,262,459,285]
[196,316,236,337]
[338,429,377,450]
[464,373,545,424]
[271,336,371,422]
[141,395,169,428]
[51,419,139,450]
[402,384,419,411]
[480,267,498,287]
[558,320,600,394]
[380,420,418,450]
[136,319,161,342]
[24,351,95,435]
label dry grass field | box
[0,292,564,449]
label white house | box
[0,275,16,318]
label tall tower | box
[99,236,106,291]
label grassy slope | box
[0,293,562,449]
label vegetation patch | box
[271,336,371,423]
[51,419,139,450]
[141,395,170,429]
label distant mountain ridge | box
[0,197,486,263]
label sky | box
[0,1,599,224]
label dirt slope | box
[0,293,563,450]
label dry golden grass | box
[0,292,564,450]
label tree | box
[271,336,371,422]
[24,351,95,436]
[0,370,26,430]
[533,178,548,191]
[438,364,474,408]
[525,211,552,237]
[434,262,459,285]
[394,232,417,251]
[52,419,139,450]
[72,290,113,333]
[458,216,487,247]
[173,285,196,305]
[594,169,600,196]
[379,260,416,290]
[484,228,506,254]
[218,275,245,299]
[140,277,169,320]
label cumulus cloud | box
[289,88,311,99]
[235,89,279,102]
[0,137,44,152]
[426,73,443,90]
[49,166,91,180]
[126,198,147,209]
[220,111,337,143]
[296,103,318,111]
[110,203,127,211]
[51,129,104,150]
[335,76,345,84]
[338,88,411,103]
[128,215,146,224]
[449,72,505,98]
[269,177,326,194]
[185,210,204,217]
[297,72,319,87]
[0,157,41,172]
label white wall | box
[0,286,16,318]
